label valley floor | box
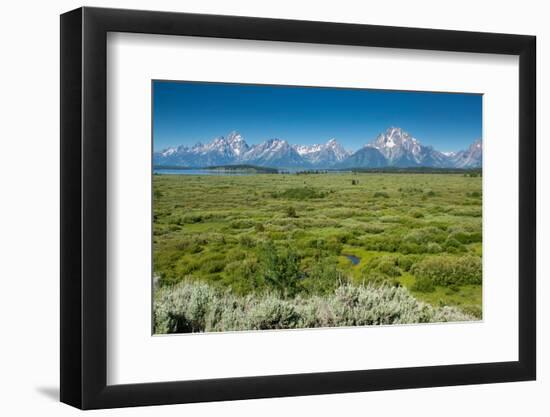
[153,172,482,333]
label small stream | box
[345,254,360,265]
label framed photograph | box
[60,7,536,409]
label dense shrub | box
[179,213,207,224]
[257,241,302,297]
[412,276,435,292]
[202,258,225,273]
[365,255,402,277]
[443,237,466,253]
[230,219,255,229]
[268,231,286,240]
[409,209,425,218]
[403,227,446,245]
[360,270,400,287]
[399,187,423,194]
[362,235,400,252]
[154,281,216,333]
[446,228,482,244]
[301,257,347,295]
[237,234,255,248]
[410,255,482,286]
[247,297,301,330]
[173,237,202,253]
[426,242,443,253]
[277,187,327,200]
[396,255,418,272]
[285,206,298,218]
[153,281,475,333]
[398,241,423,254]
[305,237,343,255]
[362,224,385,234]
[379,215,403,223]
[222,258,261,294]
[451,207,482,217]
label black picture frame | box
[60,6,536,410]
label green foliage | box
[285,206,298,218]
[304,237,343,255]
[230,219,255,229]
[238,234,255,248]
[365,255,402,277]
[360,270,400,287]
[409,209,425,218]
[153,189,163,199]
[403,227,446,245]
[301,256,347,295]
[447,226,482,244]
[153,172,483,323]
[180,213,204,224]
[257,241,302,298]
[412,276,435,292]
[396,255,417,272]
[443,237,466,253]
[426,242,443,253]
[410,255,482,286]
[276,187,328,200]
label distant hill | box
[154,164,278,173]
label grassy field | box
[153,172,482,333]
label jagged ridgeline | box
[153,127,482,170]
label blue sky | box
[153,81,482,153]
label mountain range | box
[153,127,482,169]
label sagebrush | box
[154,280,475,333]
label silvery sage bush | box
[154,280,475,334]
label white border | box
[106,33,519,385]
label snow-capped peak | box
[451,139,482,168]
[160,144,190,157]
[367,127,446,166]
[292,138,350,164]
[161,147,178,157]
[186,132,250,158]
[225,131,249,156]
[226,131,242,141]
[442,151,456,157]
[371,127,423,156]
[294,143,323,155]
[153,128,482,170]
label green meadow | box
[153,172,482,333]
